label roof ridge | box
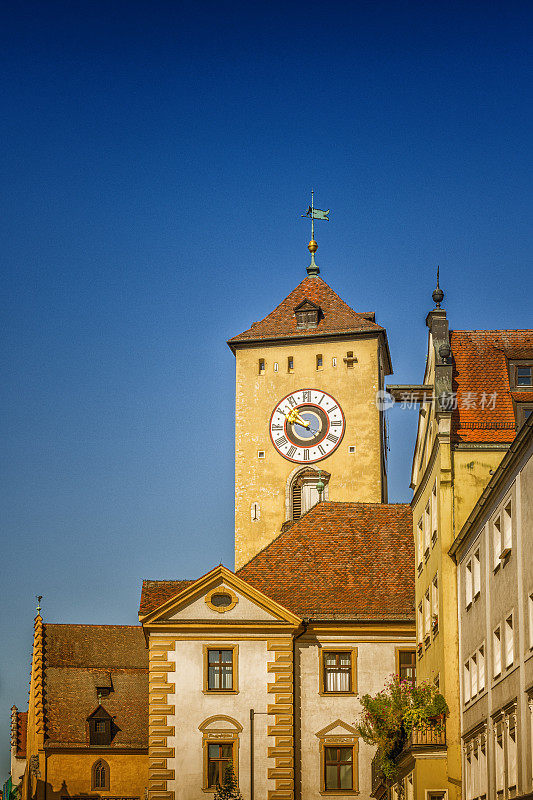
[44,623,142,629]
[451,329,533,333]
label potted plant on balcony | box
[356,676,448,780]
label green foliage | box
[356,676,448,780]
[214,763,243,800]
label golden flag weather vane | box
[301,189,329,275]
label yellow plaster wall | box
[234,335,385,568]
[452,448,506,531]
[23,751,147,800]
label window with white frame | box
[424,502,430,557]
[529,593,533,650]
[424,589,431,641]
[504,614,514,669]
[507,711,517,795]
[471,652,478,698]
[417,518,423,571]
[473,549,481,598]
[417,602,423,648]
[493,626,502,678]
[478,645,485,692]
[431,481,438,545]
[493,515,502,569]
[494,720,505,798]
[466,560,473,608]
[432,573,439,632]
[501,500,512,557]
[464,660,471,703]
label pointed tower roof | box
[228,276,390,367]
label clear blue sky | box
[1,0,532,776]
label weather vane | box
[36,595,43,615]
[301,189,329,276]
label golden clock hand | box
[285,408,310,428]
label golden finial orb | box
[308,239,318,254]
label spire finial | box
[432,265,444,308]
[301,190,329,276]
[316,469,325,501]
[36,595,43,615]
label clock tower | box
[227,236,392,569]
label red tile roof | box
[139,579,195,616]
[227,276,385,348]
[450,330,533,443]
[237,502,414,620]
[43,624,148,748]
[15,711,27,758]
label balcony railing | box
[370,720,446,797]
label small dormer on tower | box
[294,299,321,330]
[87,704,113,746]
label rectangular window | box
[470,653,478,698]
[466,560,473,607]
[258,358,265,375]
[324,746,353,790]
[478,645,485,692]
[417,602,423,646]
[287,356,294,372]
[432,574,439,631]
[323,651,353,693]
[346,350,354,368]
[516,365,533,386]
[473,550,481,598]
[316,354,323,370]
[507,717,517,792]
[417,519,423,570]
[529,593,533,649]
[464,660,471,703]
[502,501,512,557]
[495,724,504,796]
[431,482,438,544]
[493,515,502,569]
[424,590,431,639]
[208,649,234,690]
[424,503,430,556]
[398,650,416,685]
[207,743,233,788]
[505,614,514,668]
[493,627,502,677]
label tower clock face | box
[269,389,345,463]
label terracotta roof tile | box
[139,579,194,616]
[450,330,533,443]
[228,276,384,347]
[237,502,414,619]
[43,624,148,748]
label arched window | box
[92,759,109,790]
[288,468,330,521]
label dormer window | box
[87,705,113,745]
[509,361,533,389]
[294,299,320,330]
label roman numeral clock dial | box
[269,390,345,463]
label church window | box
[288,356,294,372]
[324,746,354,790]
[251,502,260,521]
[207,743,234,788]
[91,759,109,790]
[320,648,357,694]
[316,354,323,369]
[258,359,265,375]
[204,646,238,692]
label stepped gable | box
[237,501,414,620]
[450,330,533,443]
[227,276,385,348]
[43,624,148,748]
[139,579,195,616]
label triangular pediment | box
[87,705,113,722]
[315,719,358,738]
[139,565,301,627]
[294,298,320,312]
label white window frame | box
[493,626,502,678]
[431,481,438,545]
[473,549,481,599]
[504,613,514,669]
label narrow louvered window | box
[292,484,302,519]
